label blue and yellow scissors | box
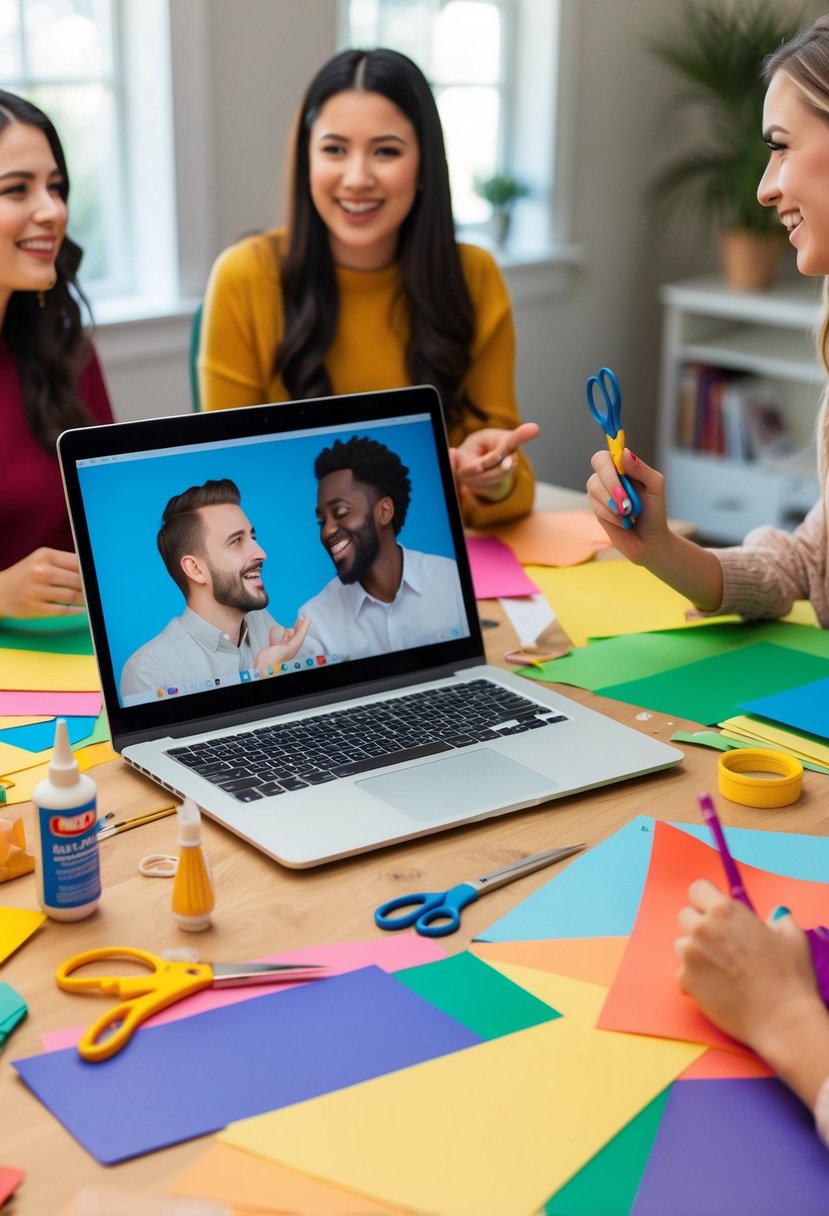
[586,366,642,529]
[56,946,328,1062]
[375,844,585,938]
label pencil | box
[97,803,177,840]
[698,792,755,910]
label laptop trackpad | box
[356,748,555,822]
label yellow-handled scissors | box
[585,366,642,529]
[56,946,328,1062]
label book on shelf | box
[674,366,790,462]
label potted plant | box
[646,0,810,290]
[473,173,529,249]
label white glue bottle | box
[31,719,101,921]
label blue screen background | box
[78,419,458,689]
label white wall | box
[99,0,716,484]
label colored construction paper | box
[545,1089,671,1215]
[1,741,117,805]
[0,649,99,692]
[633,1078,829,1216]
[740,674,829,742]
[465,535,540,598]
[220,995,702,1216]
[721,713,829,766]
[477,815,829,942]
[0,716,49,730]
[598,641,829,726]
[518,619,829,690]
[0,613,93,654]
[673,726,829,774]
[0,1165,24,1206]
[472,937,628,988]
[525,561,735,647]
[492,510,612,566]
[395,950,561,1039]
[0,740,43,776]
[679,1048,772,1081]
[14,966,481,1165]
[0,982,28,1044]
[171,1142,406,1214]
[42,935,448,1050]
[0,691,102,717]
[0,906,45,962]
[0,715,96,752]
[598,822,829,1050]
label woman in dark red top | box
[0,90,113,619]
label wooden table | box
[4,599,829,1214]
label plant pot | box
[490,210,511,250]
[718,230,788,292]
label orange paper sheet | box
[598,821,829,1051]
[171,1141,407,1214]
[680,1047,772,1081]
[490,511,612,567]
[471,937,628,988]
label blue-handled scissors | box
[586,366,642,529]
[374,844,585,938]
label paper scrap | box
[465,535,540,599]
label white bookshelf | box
[657,273,825,542]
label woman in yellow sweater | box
[198,47,539,527]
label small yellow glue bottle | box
[31,718,101,921]
[171,798,214,931]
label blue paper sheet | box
[476,815,829,941]
[13,965,481,1165]
[740,675,829,743]
[0,715,96,752]
[633,1079,829,1216]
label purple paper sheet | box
[633,1078,829,1215]
[13,965,481,1165]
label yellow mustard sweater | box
[198,230,534,526]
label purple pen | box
[698,792,755,910]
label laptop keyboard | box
[165,678,568,802]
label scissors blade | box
[210,961,329,987]
[473,845,586,894]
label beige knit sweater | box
[714,392,829,627]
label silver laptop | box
[59,385,683,867]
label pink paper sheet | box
[465,535,540,599]
[0,691,103,717]
[42,935,447,1050]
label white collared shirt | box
[298,546,469,661]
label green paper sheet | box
[597,642,829,726]
[74,710,111,749]
[0,982,27,1046]
[543,1088,671,1215]
[517,621,829,692]
[0,615,94,656]
[396,951,561,1040]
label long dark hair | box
[277,48,480,429]
[0,90,93,449]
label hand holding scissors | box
[375,844,585,938]
[56,946,328,1062]
[586,367,641,529]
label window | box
[339,0,573,258]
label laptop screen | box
[59,387,484,745]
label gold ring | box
[718,748,803,808]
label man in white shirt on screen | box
[297,435,468,661]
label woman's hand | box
[675,879,821,1057]
[451,422,539,503]
[586,448,668,563]
[254,617,313,673]
[0,548,85,619]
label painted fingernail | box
[611,485,632,516]
[772,905,791,921]
[628,451,638,463]
[607,496,620,516]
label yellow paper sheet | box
[171,1142,407,1215]
[0,904,46,962]
[0,649,100,692]
[220,975,702,1216]
[525,561,735,647]
[0,716,50,730]
[1,741,118,805]
[0,741,46,777]
[720,715,829,767]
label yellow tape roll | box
[718,748,803,808]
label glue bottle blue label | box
[37,798,101,909]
